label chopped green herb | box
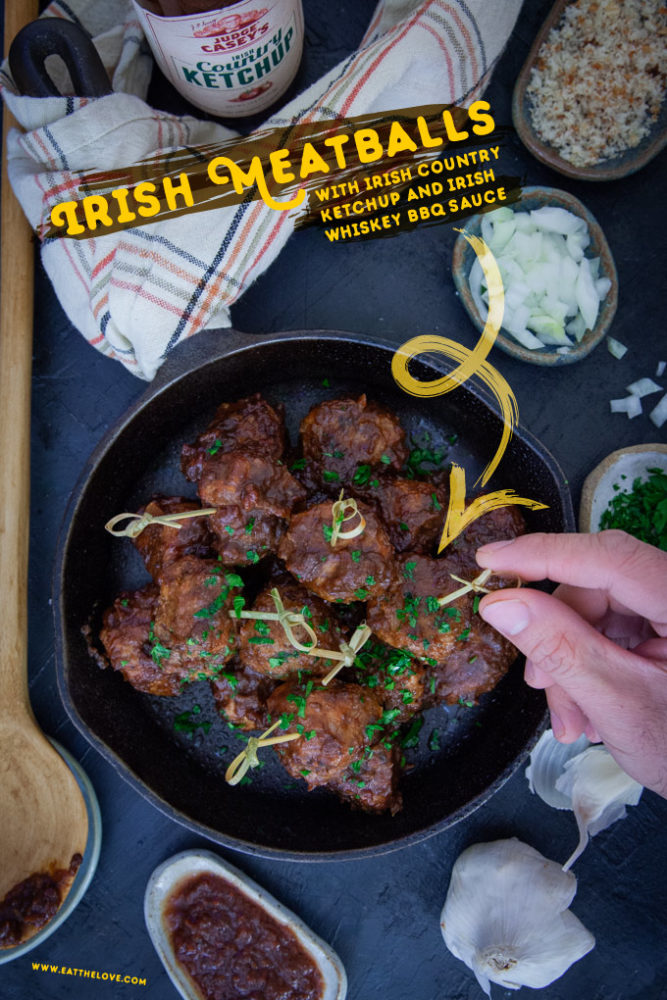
[323,470,340,483]
[249,636,275,645]
[429,728,440,751]
[457,627,471,642]
[300,769,311,777]
[224,524,234,535]
[403,561,417,580]
[322,377,330,387]
[207,438,223,456]
[458,696,475,708]
[352,464,371,487]
[468,654,478,664]
[398,521,409,532]
[225,573,244,588]
[351,550,361,563]
[354,588,369,600]
[173,709,211,737]
[429,676,436,695]
[599,467,667,549]
[473,595,481,614]
[232,595,245,618]
[245,517,255,534]
[246,550,260,564]
[365,575,376,586]
[400,716,424,748]
[425,596,440,613]
[291,458,307,471]
[322,523,333,543]
[430,492,442,512]
[380,454,391,465]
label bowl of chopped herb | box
[579,444,667,547]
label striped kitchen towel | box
[1,0,522,380]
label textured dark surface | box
[2,0,667,997]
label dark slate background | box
[2,1,667,998]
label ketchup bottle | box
[133,0,304,117]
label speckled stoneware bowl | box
[145,850,347,1000]
[452,186,618,367]
[512,0,667,181]
[579,444,667,533]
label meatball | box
[278,500,396,603]
[199,451,306,563]
[359,477,448,554]
[210,659,277,731]
[181,393,286,482]
[133,496,216,582]
[207,506,285,567]
[366,554,464,664]
[353,639,426,723]
[100,584,185,696]
[329,743,403,814]
[267,680,384,789]
[153,555,241,671]
[445,504,526,579]
[299,395,407,490]
[238,579,347,679]
[427,620,517,706]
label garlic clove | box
[555,747,643,871]
[525,729,590,809]
[441,838,595,997]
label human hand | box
[475,530,667,798]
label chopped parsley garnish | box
[352,463,371,486]
[430,492,442,512]
[473,595,481,614]
[380,454,391,465]
[599,467,667,549]
[458,696,475,708]
[268,651,300,669]
[300,769,311,777]
[173,708,211,737]
[403,561,417,580]
[425,596,440,613]
[245,517,255,534]
[322,523,333,543]
[322,377,330,387]
[398,521,409,532]
[232,595,245,618]
[457,627,471,642]
[351,550,361,563]
[291,458,307,471]
[400,716,424,748]
[354,588,369,600]
[323,470,340,483]
[207,439,223,456]
[224,524,234,535]
[429,728,440,751]
[366,575,376,586]
[246,550,260,564]
[248,636,275,645]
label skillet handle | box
[9,18,112,98]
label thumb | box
[478,587,628,695]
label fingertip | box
[475,537,516,567]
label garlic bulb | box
[441,838,595,997]
[526,729,590,809]
[556,747,643,871]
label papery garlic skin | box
[441,838,595,997]
[526,729,591,809]
[556,747,643,871]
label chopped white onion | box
[610,396,642,418]
[469,206,610,351]
[649,392,667,429]
[626,378,663,398]
[607,336,627,359]
[656,360,666,377]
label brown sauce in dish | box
[0,853,82,948]
[165,872,325,1000]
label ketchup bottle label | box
[132,0,304,117]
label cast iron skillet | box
[54,328,573,860]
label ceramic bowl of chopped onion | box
[452,187,618,366]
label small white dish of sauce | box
[145,849,347,1000]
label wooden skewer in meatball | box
[133,496,217,583]
[299,395,407,491]
[278,499,396,603]
[238,578,347,679]
[367,552,518,705]
[181,393,286,482]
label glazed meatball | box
[267,680,385,789]
[366,554,464,664]
[278,500,396,603]
[199,451,306,563]
[360,477,448,554]
[207,507,285,567]
[299,395,407,490]
[153,556,241,671]
[445,504,526,579]
[133,496,216,582]
[181,393,286,482]
[427,620,517,706]
[330,743,403,815]
[238,579,347,679]
[210,659,277,731]
[353,639,426,723]
[100,584,185,696]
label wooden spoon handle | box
[0,0,40,714]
